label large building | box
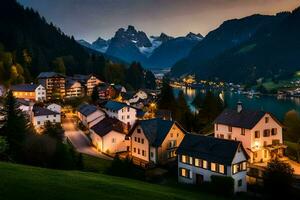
[32,107,61,128]
[73,74,103,96]
[103,100,137,127]
[177,133,248,193]
[214,102,285,163]
[11,84,46,101]
[65,79,83,98]
[37,72,66,100]
[90,117,129,154]
[129,118,185,166]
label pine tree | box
[0,91,28,161]
[158,79,178,118]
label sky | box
[18,0,300,42]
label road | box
[62,115,112,160]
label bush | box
[210,175,234,197]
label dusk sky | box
[18,0,300,42]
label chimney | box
[237,101,243,113]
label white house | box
[102,100,137,127]
[214,102,285,163]
[77,103,105,128]
[17,99,34,114]
[32,107,61,128]
[11,84,46,101]
[47,103,62,114]
[90,117,129,155]
[177,133,248,193]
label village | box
[0,71,299,195]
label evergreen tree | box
[192,92,202,110]
[91,86,99,103]
[0,91,28,161]
[125,62,145,90]
[158,79,177,118]
[176,91,193,130]
[145,70,156,89]
[284,110,300,142]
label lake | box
[173,87,300,121]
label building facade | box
[177,133,248,193]
[32,107,61,128]
[214,102,285,163]
[129,118,185,166]
[77,103,105,128]
[65,80,83,98]
[37,72,66,100]
[11,84,46,101]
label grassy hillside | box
[0,162,225,200]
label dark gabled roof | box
[77,103,98,116]
[33,107,59,117]
[104,101,130,111]
[11,84,40,92]
[37,72,65,79]
[121,91,135,100]
[177,133,247,165]
[214,108,267,129]
[91,118,125,137]
[130,118,179,147]
[17,99,32,106]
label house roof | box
[91,118,125,137]
[11,84,40,92]
[130,118,181,147]
[214,108,268,129]
[104,101,130,111]
[177,133,247,165]
[121,92,135,100]
[77,103,98,116]
[17,99,32,106]
[33,107,59,117]
[37,72,65,79]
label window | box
[171,133,173,138]
[37,121,40,125]
[53,119,56,123]
[169,140,176,148]
[263,129,270,137]
[150,152,154,158]
[133,148,136,153]
[211,163,217,172]
[271,128,277,136]
[228,134,232,140]
[264,141,267,147]
[238,179,243,187]
[54,114,56,117]
[141,139,144,144]
[142,150,146,156]
[181,155,187,163]
[168,150,176,158]
[219,165,225,174]
[203,160,208,169]
[194,158,200,167]
[138,138,140,143]
[179,168,191,179]
[241,128,245,135]
[127,107,130,112]
[233,162,247,174]
[228,126,232,132]
[255,131,260,138]
[134,137,137,142]
[112,138,116,143]
[265,117,269,123]
[242,162,247,171]
[219,134,224,139]
[189,157,193,165]
[138,149,140,154]
[127,115,130,119]
[137,128,141,133]
[264,149,268,158]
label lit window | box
[189,157,193,165]
[211,163,217,172]
[180,168,190,178]
[228,126,232,132]
[195,158,200,167]
[203,160,208,169]
[181,155,187,163]
[255,131,260,138]
[242,162,247,171]
[219,164,225,174]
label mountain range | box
[170,7,300,83]
[78,26,203,69]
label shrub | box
[210,175,234,197]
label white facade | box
[178,148,248,193]
[90,130,129,154]
[214,113,284,163]
[77,109,105,128]
[105,106,137,127]
[35,85,46,101]
[32,113,61,128]
[128,90,148,103]
[47,103,61,113]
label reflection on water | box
[173,87,300,120]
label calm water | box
[173,87,300,121]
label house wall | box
[86,76,102,96]
[35,85,46,101]
[90,132,102,151]
[13,91,35,100]
[32,114,61,127]
[117,107,137,126]
[66,82,82,98]
[131,125,150,162]
[158,123,185,164]
[86,110,105,128]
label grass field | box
[82,154,112,173]
[0,162,228,200]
